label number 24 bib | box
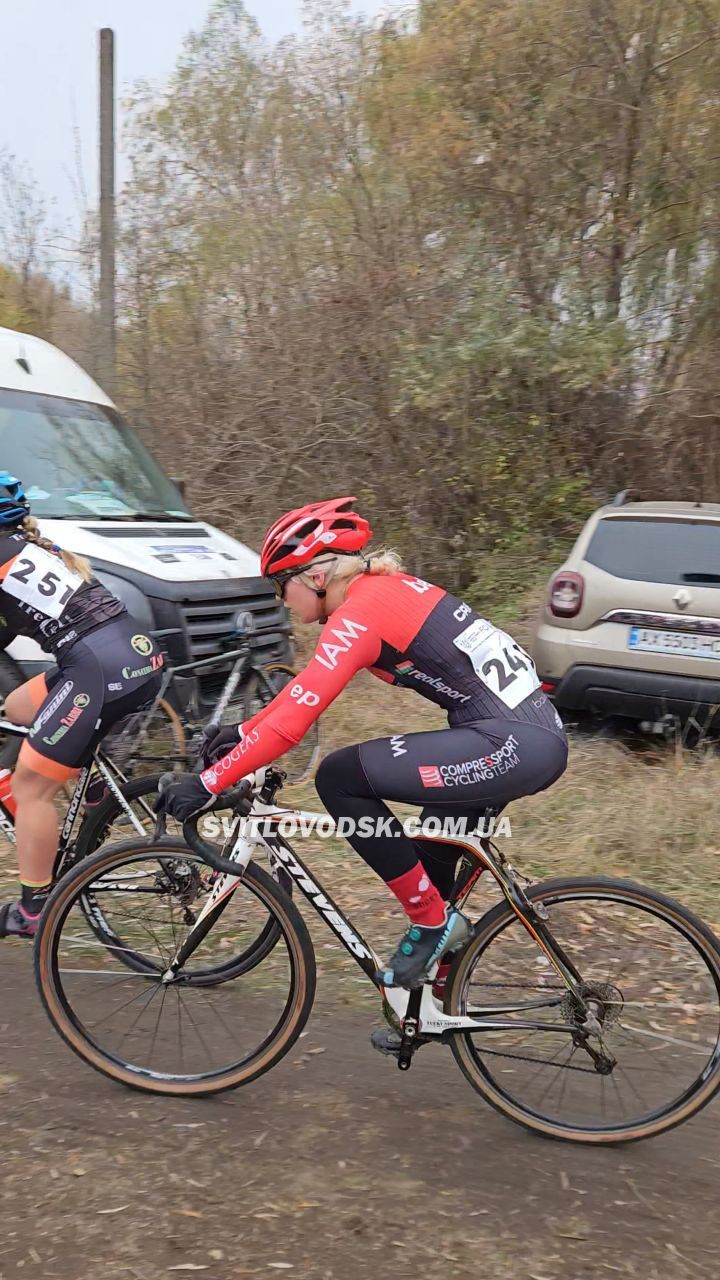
[453,618,540,709]
[4,545,83,620]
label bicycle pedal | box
[370,1027,432,1061]
[370,1028,402,1058]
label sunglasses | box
[270,570,304,600]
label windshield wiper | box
[47,512,194,523]
[117,512,195,522]
[681,573,720,584]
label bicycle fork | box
[160,817,251,981]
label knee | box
[315,743,364,807]
[4,686,31,725]
[12,762,61,804]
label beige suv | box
[532,496,720,731]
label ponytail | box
[22,516,93,584]
[303,548,406,592]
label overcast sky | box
[0,0,389,255]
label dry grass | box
[251,652,720,1000]
[2,623,720,990]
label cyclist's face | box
[284,574,325,623]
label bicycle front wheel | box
[35,838,316,1096]
[446,875,720,1144]
[74,773,293,983]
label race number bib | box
[453,618,540,709]
[4,545,83,619]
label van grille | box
[180,591,287,662]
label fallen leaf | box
[253,1131,268,1148]
[97,1206,130,1215]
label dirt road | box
[0,945,718,1280]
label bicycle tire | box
[73,773,293,984]
[111,696,187,770]
[446,875,720,1145]
[35,837,317,1097]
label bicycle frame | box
[167,797,583,1044]
[0,718,150,876]
[115,624,292,768]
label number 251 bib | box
[4,545,83,620]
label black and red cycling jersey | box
[0,529,125,658]
[201,572,563,794]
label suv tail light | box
[549,571,584,618]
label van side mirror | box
[171,477,187,498]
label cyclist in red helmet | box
[161,497,568,1027]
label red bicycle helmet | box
[260,497,372,577]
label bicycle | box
[0,720,291,980]
[34,766,720,1143]
[103,617,319,786]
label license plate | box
[628,626,720,659]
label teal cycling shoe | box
[377,910,471,989]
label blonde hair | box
[22,516,93,584]
[304,548,405,589]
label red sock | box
[386,863,446,927]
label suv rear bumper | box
[545,664,720,722]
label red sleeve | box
[201,605,382,793]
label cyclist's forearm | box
[201,724,297,793]
[241,697,276,734]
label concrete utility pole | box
[98,27,116,395]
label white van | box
[0,326,290,698]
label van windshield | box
[0,388,191,520]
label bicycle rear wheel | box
[35,838,316,1096]
[446,875,720,1144]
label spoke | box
[147,984,170,1069]
[58,969,156,979]
[610,1070,629,1119]
[193,987,247,1056]
[531,1042,577,1106]
[111,979,167,1054]
[614,1059,655,1112]
[175,986,185,1072]
[87,978,163,1030]
[60,934,157,956]
[173,990,217,1069]
[618,1020,718,1054]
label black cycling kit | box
[200,571,568,895]
[0,529,162,779]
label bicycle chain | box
[471,1045,598,1074]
